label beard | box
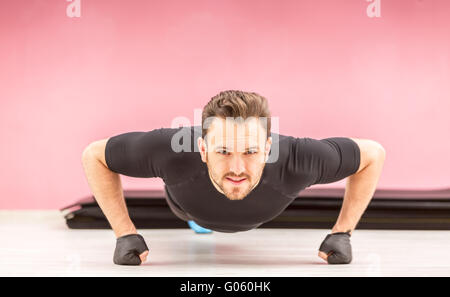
[206,156,264,201]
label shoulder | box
[262,133,316,197]
[104,125,203,182]
[348,138,386,174]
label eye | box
[245,150,258,155]
[217,149,229,155]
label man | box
[81,90,386,266]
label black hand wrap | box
[319,232,352,264]
[113,234,149,265]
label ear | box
[265,137,272,154]
[197,137,207,163]
[264,136,272,162]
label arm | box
[81,139,137,238]
[331,138,386,234]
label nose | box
[229,154,245,176]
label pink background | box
[0,0,449,209]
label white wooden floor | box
[0,210,449,276]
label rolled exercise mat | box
[61,187,450,230]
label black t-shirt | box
[105,126,360,232]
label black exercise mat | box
[61,187,450,230]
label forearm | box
[81,150,136,238]
[332,153,386,234]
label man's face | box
[198,117,272,200]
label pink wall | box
[0,0,449,209]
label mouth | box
[225,177,247,185]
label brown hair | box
[201,90,271,139]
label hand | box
[113,234,149,265]
[318,231,352,264]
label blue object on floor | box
[188,220,212,234]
